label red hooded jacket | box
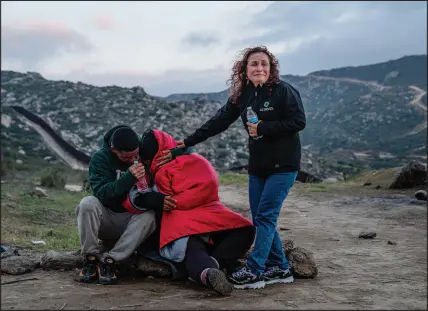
[149,130,253,249]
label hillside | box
[165,55,427,103]
[309,55,427,88]
[164,55,427,170]
[1,71,339,180]
[1,55,426,180]
[165,90,228,104]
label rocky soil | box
[1,184,426,310]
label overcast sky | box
[1,1,426,96]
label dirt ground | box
[1,184,427,310]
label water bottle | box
[246,106,263,140]
[134,159,149,193]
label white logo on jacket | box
[260,107,274,112]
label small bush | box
[40,167,66,189]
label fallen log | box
[40,251,83,270]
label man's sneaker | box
[97,257,118,285]
[227,266,265,289]
[262,266,294,285]
[205,268,233,296]
[78,255,98,283]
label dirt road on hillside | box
[1,185,427,310]
[310,75,391,91]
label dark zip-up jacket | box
[183,80,306,177]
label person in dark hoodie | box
[176,46,306,289]
[76,125,191,285]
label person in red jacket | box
[137,129,255,296]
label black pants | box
[184,225,255,284]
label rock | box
[40,251,83,270]
[363,182,372,186]
[389,160,427,189]
[359,231,377,239]
[283,240,295,256]
[286,247,318,279]
[1,255,40,275]
[247,240,318,279]
[387,240,397,245]
[414,190,427,201]
[31,187,48,198]
[136,258,172,278]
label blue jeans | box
[246,171,298,276]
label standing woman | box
[176,46,306,289]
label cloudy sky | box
[1,1,426,96]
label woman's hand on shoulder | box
[157,150,173,168]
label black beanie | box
[111,127,140,152]
[140,130,159,161]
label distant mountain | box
[165,90,228,104]
[1,71,340,180]
[309,55,427,88]
[163,55,427,169]
[165,55,427,103]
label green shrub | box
[40,167,66,189]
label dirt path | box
[1,185,427,310]
[310,75,391,91]
[409,85,427,112]
[406,85,427,135]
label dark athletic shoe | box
[227,266,265,289]
[205,268,234,296]
[262,266,294,285]
[78,254,98,283]
[97,257,118,285]
[188,256,220,283]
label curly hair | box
[227,46,280,104]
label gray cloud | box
[232,1,346,47]
[1,23,93,69]
[2,2,426,96]
[233,1,427,75]
[181,32,220,48]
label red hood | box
[149,130,178,174]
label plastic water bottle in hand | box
[246,106,262,139]
[247,106,259,124]
[134,159,149,193]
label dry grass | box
[1,182,82,251]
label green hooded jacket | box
[88,125,191,213]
